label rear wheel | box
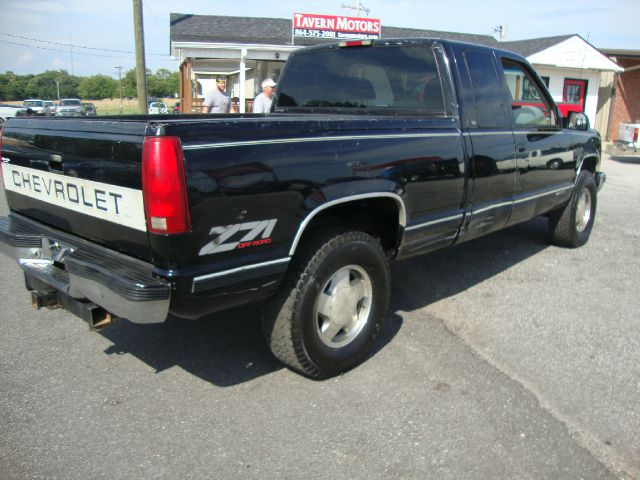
[262,228,390,378]
[549,171,597,248]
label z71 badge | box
[199,219,277,256]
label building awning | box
[171,42,299,63]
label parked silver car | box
[57,98,84,116]
[43,100,56,115]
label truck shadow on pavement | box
[100,305,404,387]
[99,216,550,387]
[390,216,551,313]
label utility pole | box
[69,35,74,75]
[342,0,370,16]
[55,80,60,102]
[115,66,124,115]
[132,0,148,114]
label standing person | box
[252,78,276,113]
[202,77,231,113]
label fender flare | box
[288,192,407,256]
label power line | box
[143,0,164,32]
[0,38,177,62]
[0,31,170,57]
[0,38,136,59]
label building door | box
[563,78,588,112]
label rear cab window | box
[275,43,447,115]
[462,51,508,128]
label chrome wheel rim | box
[575,188,592,233]
[314,265,373,348]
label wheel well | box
[294,198,402,256]
[580,155,598,174]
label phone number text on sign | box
[294,29,338,39]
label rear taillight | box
[338,40,373,48]
[142,136,191,234]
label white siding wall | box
[532,65,601,125]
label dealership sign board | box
[293,13,381,40]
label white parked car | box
[148,102,168,114]
[22,99,52,116]
[0,103,27,121]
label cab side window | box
[501,59,555,127]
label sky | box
[0,0,638,77]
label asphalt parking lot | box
[0,153,638,479]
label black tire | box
[549,170,597,248]
[262,228,390,378]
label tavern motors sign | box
[293,13,381,40]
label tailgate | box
[0,117,151,262]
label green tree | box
[78,75,118,99]
[122,68,138,98]
[123,68,179,99]
[153,68,179,97]
[51,70,81,98]
[25,75,56,99]
[152,69,179,98]
[22,71,78,99]
[146,72,162,98]
[0,72,33,100]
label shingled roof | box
[170,14,292,44]
[380,25,498,47]
[501,35,575,57]
[170,13,499,47]
[170,13,581,58]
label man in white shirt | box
[202,77,231,113]
[252,78,276,113]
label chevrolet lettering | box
[0,38,605,378]
[2,163,145,231]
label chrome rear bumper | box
[0,214,170,324]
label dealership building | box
[170,12,622,134]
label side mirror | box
[567,112,589,131]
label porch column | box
[239,48,247,113]
[180,58,193,113]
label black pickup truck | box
[0,38,604,378]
